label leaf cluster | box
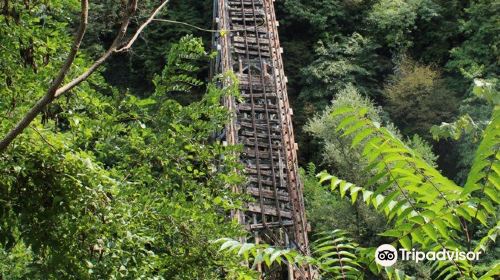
[316,103,499,279]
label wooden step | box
[228,0,264,7]
[239,114,280,123]
[242,138,281,149]
[238,103,277,112]
[231,25,267,33]
[247,176,279,186]
[233,42,270,52]
[240,130,281,139]
[239,122,280,132]
[240,93,277,98]
[248,220,294,230]
[245,167,281,175]
[244,148,282,158]
[246,186,289,202]
[247,203,292,219]
[234,47,270,57]
[234,36,270,45]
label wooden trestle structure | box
[212,0,312,279]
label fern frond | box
[318,172,413,218]
[430,259,471,280]
[318,114,466,245]
[463,107,500,222]
[317,172,463,252]
[317,104,500,280]
[213,238,312,272]
[312,230,363,279]
[475,221,499,254]
[318,105,492,277]
[478,263,500,280]
[328,106,485,230]
[384,267,416,280]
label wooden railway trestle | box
[212,0,313,279]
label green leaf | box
[352,128,374,147]
[238,243,254,256]
[399,236,412,250]
[380,229,401,237]
[270,250,282,265]
[331,106,356,117]
[336,115,359,131]
[363,190,374,203]
[422,224,438,242]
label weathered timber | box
[213,0,312,279]
[247,203,292,219]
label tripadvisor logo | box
[375,244,482,267]
[375,244,398,267]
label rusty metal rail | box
[213,0,312,279]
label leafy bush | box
[0,32,246,279]
[384,57,458,138]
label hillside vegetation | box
[0,0,498,279]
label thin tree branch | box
[116,0,170,52]
[0,0,170,152]
[0,0,89,152]
[54,0,139,97]
[152,18,229,33]
[49,0,90,96]
[29,125,56,151]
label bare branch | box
[0,0,170,152]
[30,125,56,151]
[48,0,89,95]
[116,0,170,52]
[0,0,89,152]
[54,0,139,97]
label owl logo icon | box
[375,244,398,267]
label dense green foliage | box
[83,0,213,94]
[1,0,498,279]
[277,0,497,172]
[0,2,247,277]
[277,3,499,277]
[315,100,499,279]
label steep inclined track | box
[213,0,312,279]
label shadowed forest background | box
[0,0,498,279]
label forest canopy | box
[0,0,498,279]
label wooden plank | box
[242,137,280,146]
[229,8,265,14]
[230,17,265,24]
[233,42,270,52]
[248,220,294,230]
[231,25,268,33]
[234,47,271,57]
[234,36,270,45]
[243,148,281,158]
[240,130,281,139]
[246,186,289,201]
[247,203,292,219]
[239,115,280,123]
[242,141,280,150]
[238,104,277,111]
[240,93,277,98]
[239,122,280,131]
[237,80,274,89]
[245,166,286,176]
[245,162,273,169]
[228,0,264,7]
[247,176,277,186]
